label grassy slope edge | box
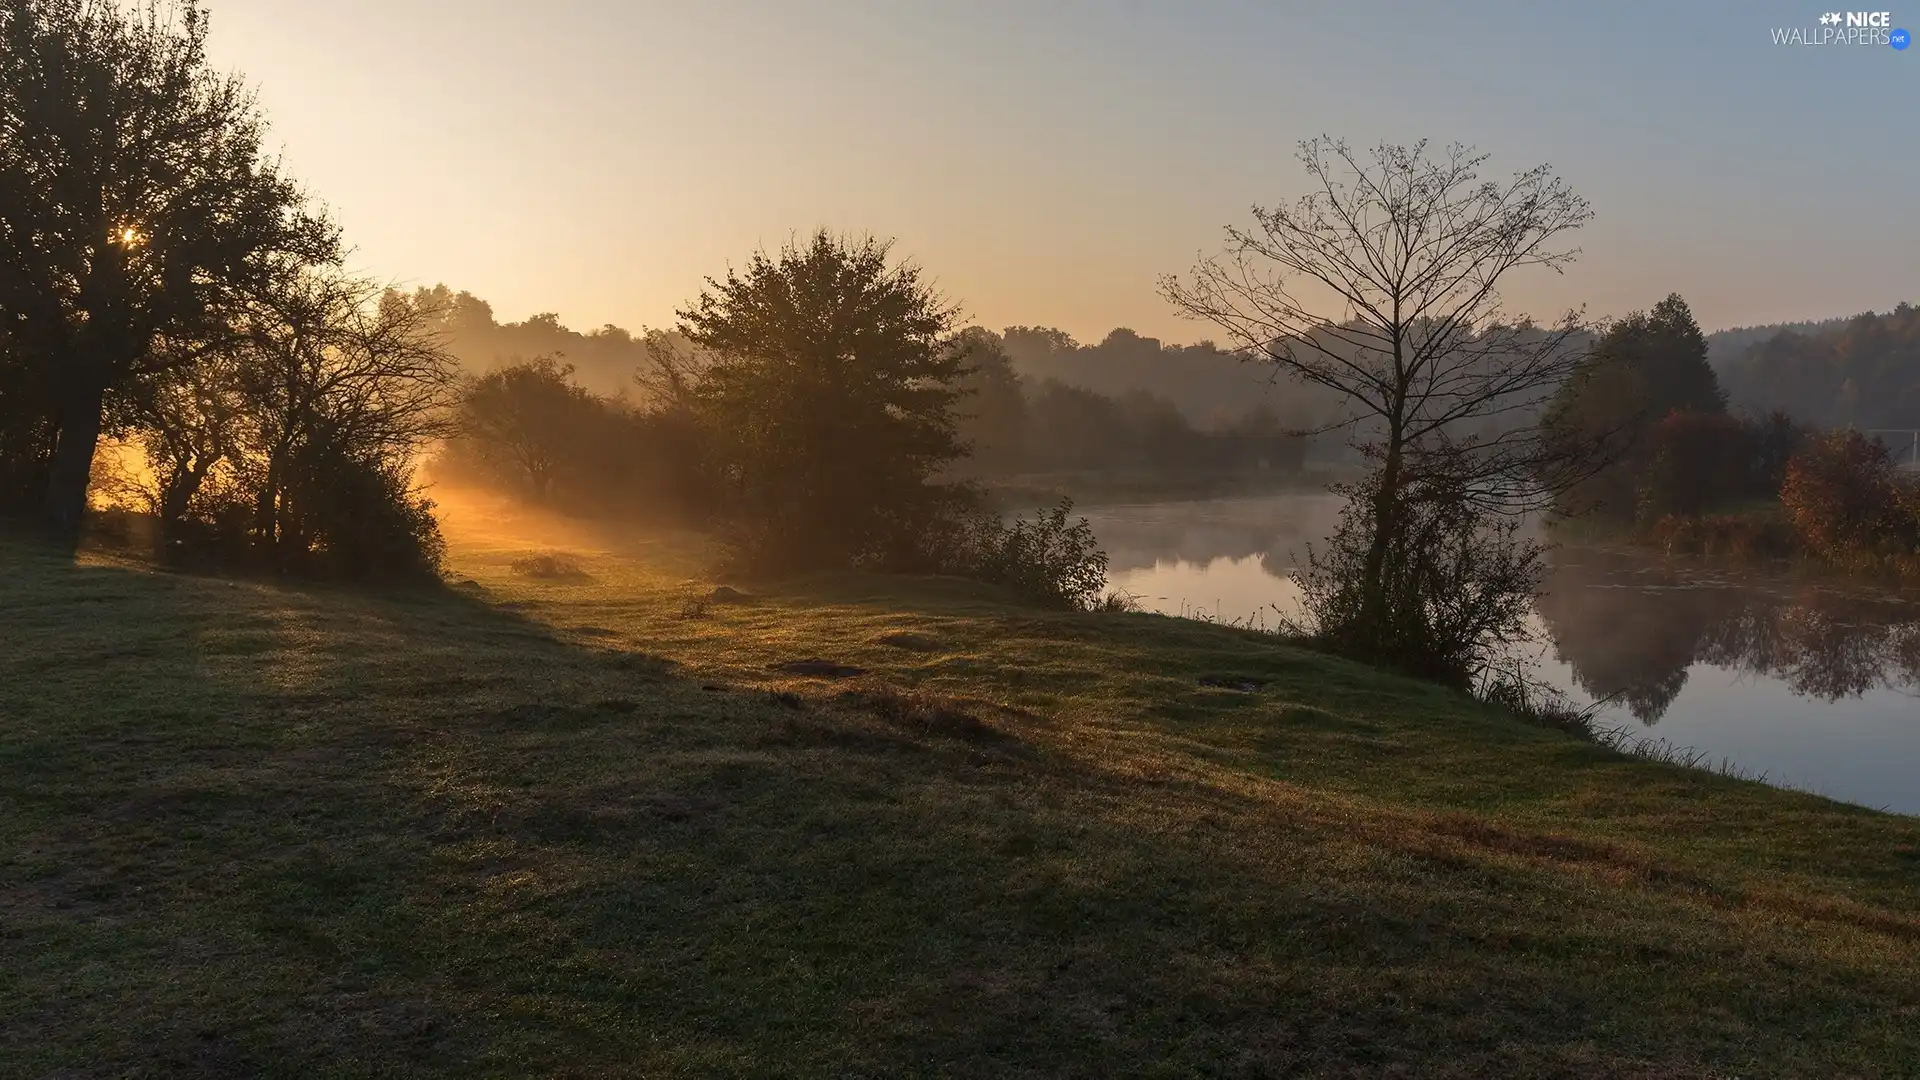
[2,518,1917,1078]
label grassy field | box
[4,493,1919,1078]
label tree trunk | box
[158,456,213,552]
[43,381,107,547]
[1359,437,1404,628]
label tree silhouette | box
[0,0,336,541]
[457,357,601,503]
[678,231,970,571]
[1163,138,1598,679]
[1543,294,1727,521]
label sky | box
[205,0,1917,344]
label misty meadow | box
[3,2,1918,1078]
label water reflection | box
[1537,553,1920,724]
[1081,494,1920,813]
[1078,493,1343,576]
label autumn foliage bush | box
[1779,430,1920,558]
[1633,409,1803,524]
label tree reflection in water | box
[1536,549,1920,724]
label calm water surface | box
[1080,494,1920,816]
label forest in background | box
[418,289,1919,464]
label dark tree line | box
[0,1,338,538]
[2,2,454,578]
[438,313,1310,525]
[436,231,1116,607]
[416,291,1317,480]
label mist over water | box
[1082,494,1920,816]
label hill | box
[4,498,1917,1076]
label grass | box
[3,496,1919,1077]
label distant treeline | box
[1703,315,1857,365]
[409,286,1330,434]
[1713,303,1920,432]
[417,286,1920,466]
[433,322,1309,522]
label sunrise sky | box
[207,0,1916,343]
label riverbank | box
[1550,501,1920,583]
[984,463,1358,508]
[4,511,1918,1076]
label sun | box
[115,225,145,247]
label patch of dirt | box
[1199,674,1267,692]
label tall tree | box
[677,230,969,571]
[1162,138,1595,669]
[1641,293,1723,415]
[0,0,336,541]
[1542,293,1726,520]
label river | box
[1079,493,1920,816]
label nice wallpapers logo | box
[1771,11,1911,46]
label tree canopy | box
[0,0,336,537]
[676,230,971,572]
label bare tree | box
[1162,138,1597,658]
[131,342,245,541]
[228,268,457,555]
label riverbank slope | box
[3,512,1917,1076]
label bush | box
[510,553,589,580]
[1634,410,1754,522]
[1293,473,1543,689]
[271,435,446,581]
[1631,409,1808,525]
[927,498,1111,610]
[1780,429,1919,557]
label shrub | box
[1634,410,1753,522]
[1293,473,1544,689]
[510,553,590,580]
[938,498,1111,610]
[1632,409,1807,525]
[1780,429,1919,557]
[272,435,447,581]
